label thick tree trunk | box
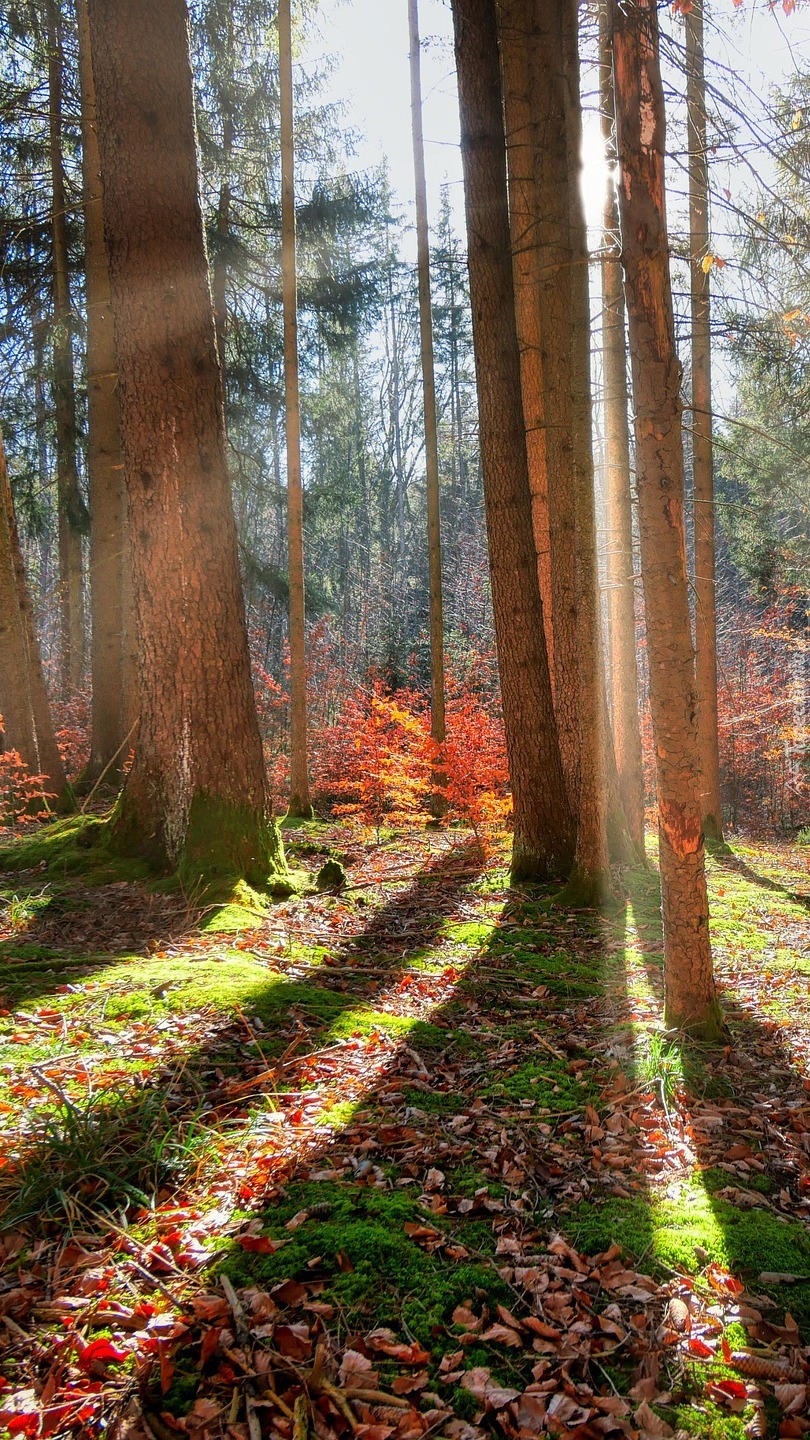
[279,0,313,819]
[499,0,554,671]
[600,0,645,856]
[562,0,610,901]
[611,0,720,1036]
[686,0,723,841]
[451,0,574,880]
[408,0,446,753]
[85,0,285,886]
[0,431,66,797]
[47,0,86,694]
[76,0,129,784]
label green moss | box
[494,1058,595,1110]
[178,792,288,889]
[451,1389,480,1421]
[218,1182,512,1346]
[567,1180,810,1331]
[0,814,151,887]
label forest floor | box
[1,819,810,1440]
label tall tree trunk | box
[408,0,446,751]
[76,0,130,783]
[278,0,313,819]
[213,20,234,379]
[499,0,554,671]
[532,0,581,808]
[386,253,407,573]
[686,0,723,841]
[0,430,66,797]
[85,0,285,886]
[47,0,86,694]
[610,0,720,1036]
[451,0,574,880]
[600,0,645,856]
[563,0,610,900]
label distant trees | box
[278,0,312,819]
[75,0,131,783]
[0,429,66,799]
[685,0,723,842]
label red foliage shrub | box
[0,732,56,828]
[52,688,91,779]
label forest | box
[2,0,810,1434]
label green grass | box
[2,1084,210,1225]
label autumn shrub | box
[0,739,56,828]
[436,678,509,832]
[52,686,91,779]
[313,680,433,835]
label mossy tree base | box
[702,812,724,843]
[510,835,571,884]
[286,796,315,822]
[109,787,288,892]
[553,863,614,910]
[663,997,725,1043]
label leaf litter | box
[1,830,810,1437]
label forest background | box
[3,0,810,840]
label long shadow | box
[7,831,810,1431]
[710,839,810,911]
[1,838,485,1225]
[623,847,810,1337]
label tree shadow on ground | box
[5,831,810,1434]
[1,837,486,1225]
[619,849,810,1330]
[710,838,810,911]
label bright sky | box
[305,0,810,257]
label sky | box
[303,0,810,256]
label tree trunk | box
[451,0,574,880]
[611,0,720,1036]
[279,0,313,819]
[562,0,610,901]
[0,430,66,797]
[498,0,554,671]
[85,0,285,886]
[76,0,130,784]
[408,0,446,753]
[47,0,86,694]
[686,0,723,841]
[531,0,581,808]
[599,0,645,856]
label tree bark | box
[600,0,645,856]
[85,0,285,886]
[562,0,610,901]
[530,0,580,808]
[76,0,130,783]
[47,0,86,694]
[610,0,720,1035]
[686,0,723,840]
[408,0,446,753]
[0,430,66,797]
[451,0,574,880]
[279,0,313,819]
[499,0,554,671]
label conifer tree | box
[611,0,720,1034]
[85,0,285,884]
[451,0,573,880]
